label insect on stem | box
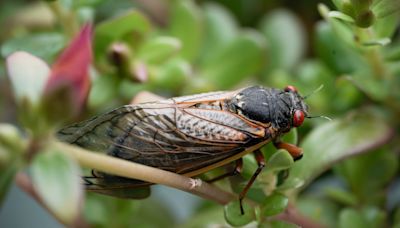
[57,85,313,215]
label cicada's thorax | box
[226,86,308,138]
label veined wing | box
[58,102,266,172]
[57,99,268,196]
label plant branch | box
[52,141,325,227]
[54,141,235,205]
[273,203,326,228]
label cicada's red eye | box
[293,110,305,127]
[284,85,297,93]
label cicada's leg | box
[83,169,101,186]
[273,141,303,161]
[206,158,243,183]
[239,150,265,215]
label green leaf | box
[261,193,289,216]
[266,150,294,172]
[31,148,83,225]
[88,74,120,110]
[199,2,238,63]
[1,33,65,62]
[334,149,397,202]
[168,0,203,61]
[118,80,150,101]
[373,0,400,18]
[84,194,111,225]
[84,193,174,227]
[297,196,340,227]
[137,37,181,64]
[181,205,226,228]
[315,21,367,74]
[294,60,337,113]
[84,193,140,226]
[276,177,304,191]
[150,58,190,91]
[318,4,358,48]
[224,200,255,226]
[331,0,343,10]
[259,9,306,71]
[286,112,393,190]
[347,73,390,101]
[373,14,399,38]
[94,10,151,58]
[332,76,363,112]
[5,51,50,105]
[361,206,386,228]
[241,154,258,180]
[384,43,400,61]
[339,208,368,228]
[324,187,358,206]
[328,11,355,23]
[200,31,266,89]
[128,197,175,227]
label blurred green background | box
[0,0,400,227]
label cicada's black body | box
[58,85,308,198]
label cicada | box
[58,85,308,213]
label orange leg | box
[273,141,303,161]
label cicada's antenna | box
[306,115,332,121]
[303,84,324,100]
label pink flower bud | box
[44,24,93,117]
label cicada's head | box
[229,85,308,134]
[280,85,309,130]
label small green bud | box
[355,10,375,28]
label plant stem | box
[357,28,387,79]
[54,141,235,205]
[273,203,326,228]
[53,142,325,227]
